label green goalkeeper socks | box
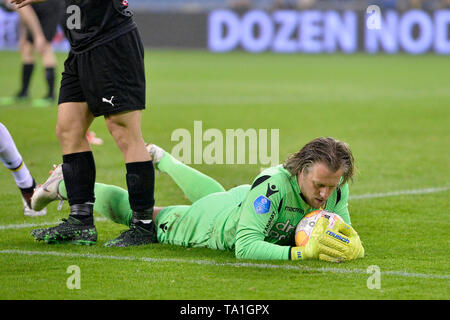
[157,152,226,203]
[59,181,132,226]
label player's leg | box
[42,44,56,100]
[56,103,94,153]
[0,122,34,189]
[104,110,157,246]
[0,122,46,216]
[56,101,96,222]
[0,23,33,106]
[31,47,103,244]
[148,144,225,203]
[31,101,98,244]
[31,0,60,107]
[32,41,57,107]
[17,30,35,100]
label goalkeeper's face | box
[297,162,343,209]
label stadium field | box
[0,50,449,302]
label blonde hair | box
[283,137,355,186]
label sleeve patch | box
[253,195,271,214]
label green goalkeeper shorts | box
[154,185,250,250]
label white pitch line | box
[1,249,449,280]
[0,186,449,231]
[0,221,57,230]
[349,186,449,200]
[0,217,108,231]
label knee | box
[19,43,34,62]
[56,121,85,146]
[42,43,56,62]
[107,121,130,152]
[55,122,63,141]
[55,121,68,142]
[18,38,29,51]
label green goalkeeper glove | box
[291,217,333,260]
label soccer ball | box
[294,210,344,247]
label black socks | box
[18,64,55,99]
[69,203,94,225]
[125,161,155,225]
[45,67,55,99]
[18,63,34,97]
[62,151,96,225]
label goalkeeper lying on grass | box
[30,137,364,262]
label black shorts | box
[26,0,63,43]
[58,28,146,117]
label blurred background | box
[129,0,450,12]
[1,0,449,53]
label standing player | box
[12,0,157,247]
[31,137,364,262]
[0,122,46,216]
[0,0,62,107]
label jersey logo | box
[285,206,303,214]
[253,195,271,214]
[265,183,279,197]
[102,96,115,107]
[159,222,168,233]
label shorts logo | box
[253,195,271,214]
[102,96,115,107]
[122,0,129,6]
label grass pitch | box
[0,50,449,301]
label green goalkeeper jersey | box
[156,165,350,260]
